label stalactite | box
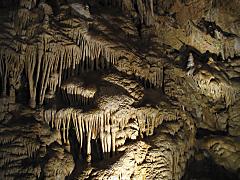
[42,103,178,161]
[56,15,164,90]
[193,71,237,106]
[39,52,56,105]
[14,8,35,34]
[61,77,97,106]
[133,0,155,25]
[103,73,144,102]
[47,73,59,97]
[19,0,37,10]
[0,51,8,96]
[9,54,24,96]
[25,45,37,108]
[59,18,120,70]
[188,21,240,59]
[1,1,240,179]
[2,0,238,111]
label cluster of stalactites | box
[60,78,97,106]
[23,44,61,107]
[98,0,155,25]
[0,1,165,108]
[43,108,130,161]
[188,21,240,59]
[67,24,120,67]
[135,0,154,25]
[0,48,23,98]
[70,25,164,89]
[21,21,124,107]
[43,106,175,161]
[23,24,164,107]
[115,57,164,88]
[102,73,144,102]
[19,0,37,10]
[13,0,41,35]
[1,29,163,108]
[20,36,114,107]
[185,50,238,107]
[193,71,237,106]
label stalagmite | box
[187,53,195,76]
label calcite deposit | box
[0,0,240,179]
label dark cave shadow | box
[182,156,239,180]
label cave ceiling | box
[0,0,240,179]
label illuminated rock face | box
[0,0,240,179]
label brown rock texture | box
[0,0,240,179]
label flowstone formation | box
[0,0,240,179]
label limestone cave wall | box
[0,0,240,179]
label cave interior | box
[0,0,240,179]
